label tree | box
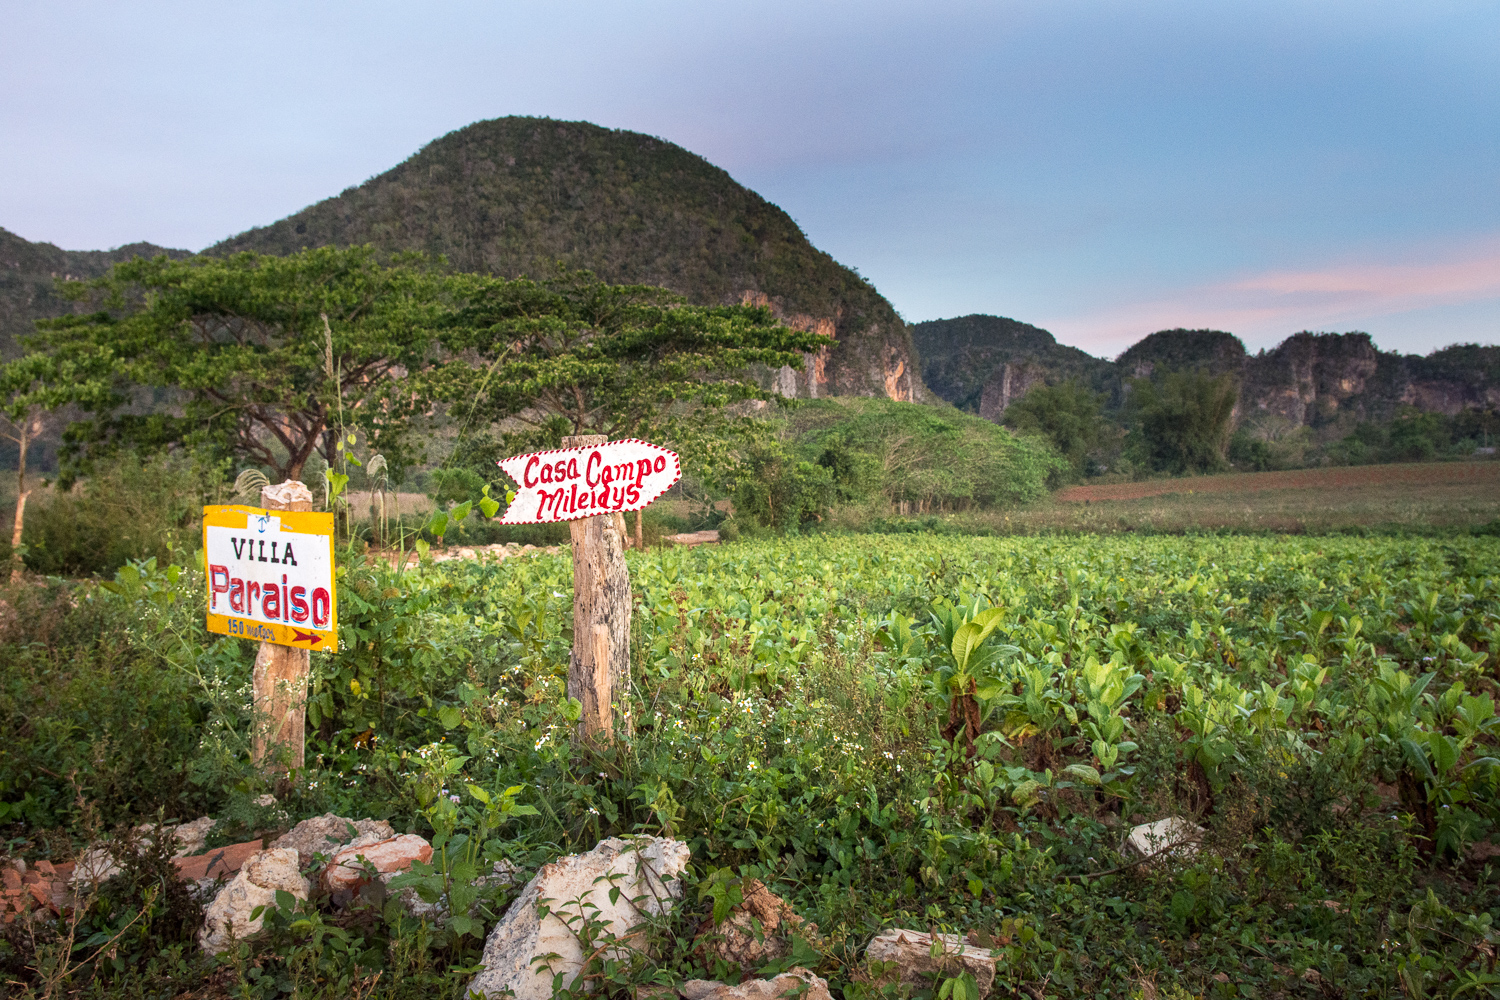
[426,268,832,486]
[1,348,116,581]
[33,247,462,484]
[1001,380,1105,479]
[1127,370,1238,474]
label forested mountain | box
[0,227,190,359]
[210,117,926,402]
[913,315,1500,434]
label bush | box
[1,452,227,577]
[1002,380,1107,481]
[1127,370,1238,474]
[789,397,1063,514]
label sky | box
[2,0,1496,359]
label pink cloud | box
[1049,238,1500,356]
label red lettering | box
[554,460,567,481]
[653,455,666,473]
[611,486,625,510]
[586,450,602,486]
[209,564,230,609]
[311,587,331,628]
[540,463,554,484]
[626,483,641,506]
[248,581,262,616]
[535,488,554,519]
[229,577,245,613]
[263,582,280,619]
[567,457,579,480]
[290,586,309,623]
[524,455,540,488]
[636,459,652,485]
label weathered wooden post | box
[497,436,678,743]
[561,434,632,742]
[252,480,313,770]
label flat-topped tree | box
[429,268,832,483]
[34,246,458,483]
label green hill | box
[209,117,927,402]
[0,227,190,359]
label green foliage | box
[1127,369,1239,473]
[430,268,830,486]
[4,531,1500,997]
[1000,379,1106,480]
[787,397,1063,515]
[1,452,226,577]
[729,446,836,531]
[32,246,463,483]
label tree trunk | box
[252,480,314,771]
[9,419,29,584]
[563,434,632,742]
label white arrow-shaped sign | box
[497,438,682,524]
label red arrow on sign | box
[498,438,680,524]
[291,630,323,646]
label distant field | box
[995,460,1500,533]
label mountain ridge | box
[911,315,1500,436]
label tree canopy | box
[25,247,828,487]
[426,267,831,483]
[1001,380,1106,479]
[1127,369,1239,474]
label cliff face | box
[912,315,1499,431]
[210,117,928,402]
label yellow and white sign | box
[202,505,337,650]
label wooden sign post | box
[203,480,336,771]
[497,437,680,742]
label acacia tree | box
[34,247,460,483]
[428,268,833,483]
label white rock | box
[69,847,122,887]
[1124,817,1203,860]
[680,968,832,1000]
[866,929,996,999]
[172,817,216,858]
[467,837,690,1000]
[198,848,310,955]
[271,813,394,868]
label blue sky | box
[2,0,1495,357]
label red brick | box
[173,840,263,882]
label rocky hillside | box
[210,117,926,402]
[0,227,190,359]
[913,316,1500,433]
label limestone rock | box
[68,847,121,888]
[198,848,309,954]
[468,836,690,1000]
[171,817,216,858]
[680,968,832,1000]
[866,929,996,999]
[324,834,432,893]
[699,879,813,971]
[1124,817,1203,860]
[272,813,394,868]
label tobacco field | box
[3,531,1500,998]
